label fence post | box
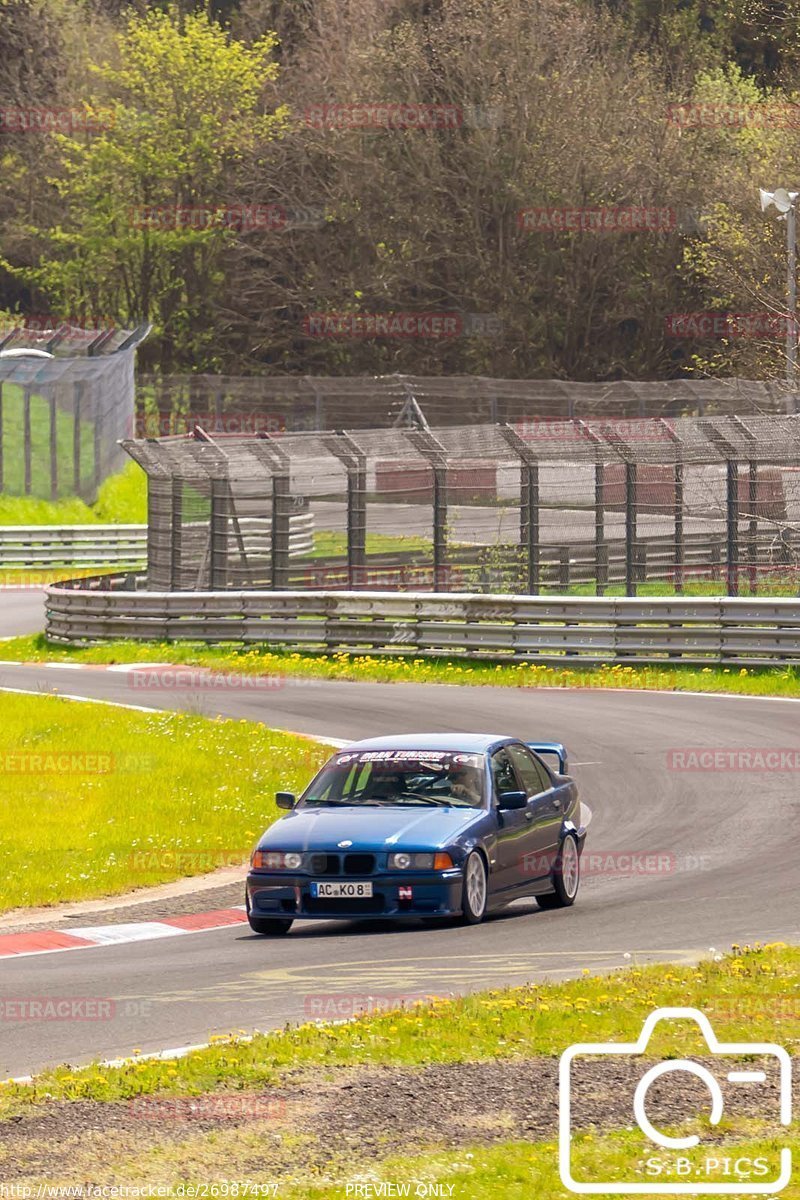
[210,476,230,590]
[407,429,449,592]
[625,461,637,597]
[23,385,31,495]
[73,380,84,495]
[658,419,684,595]
[49,388,58,500]
[749,460,758,596]
[499,424,539,595]
[576,421,605,596]
[170,479,183,589]
[325,432,367,589]
[726,459,739,596]
[270,472,291,590]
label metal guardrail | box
[0,516,315,568]
[44,584,800,666]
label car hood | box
[259,805,485,851]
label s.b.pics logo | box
[559,1007,791,1194]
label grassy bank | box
[3,633,800,698]
[0,693,328,911]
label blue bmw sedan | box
[245,733,590,934]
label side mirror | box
[497,790,527,811]
[276,791,296,810]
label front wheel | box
[537,834,580,910]
[460,851,488,924]
[248,914,293,935]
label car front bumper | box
[246,868,464,920]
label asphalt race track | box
[0,652,799,1078]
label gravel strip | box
[1,1055,792,1180]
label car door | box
[507,743,563,884]
[489,747,536,894]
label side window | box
[508,745,550,796]
[490,749,519,799]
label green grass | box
[273,1128,799,1200]
[0,461,147,524]
[309,530,433,558]
[0,692,329,911]
[4,633,800,698]
[1,942,796,1104]
[0,382,96,499]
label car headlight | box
[251,850,304,870]
[388,852,453,870]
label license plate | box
[310,881,373,899]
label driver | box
[447,760,483,805]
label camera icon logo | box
[559,1006,791,1194]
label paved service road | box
[0,661,798,1076]
[0,589,46,637]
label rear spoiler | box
[527,741,568,776]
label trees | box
[2,5,285,371]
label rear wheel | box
[537,834,580,910]
[460,852,488,924]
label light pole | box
[759,187,798,411]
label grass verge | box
[0,461,147,523]
[3,633,800,698]
[0,692,329,911]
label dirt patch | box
[0,1055,791,1181]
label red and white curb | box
[0,906,250,960]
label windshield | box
[300,750,487,809]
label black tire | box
[460,851,488,924]
[248,914,293,935]
[537,834,580,910]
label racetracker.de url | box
[0,1186,279,1198]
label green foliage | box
[3,4,286,371]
